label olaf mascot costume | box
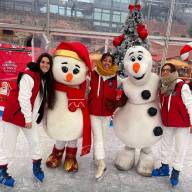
[45,42,92,172]
[113,46,163,176]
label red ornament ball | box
[113,34,125,47]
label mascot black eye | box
[62,66,68,73]
[73,68,80,75]
[130,56,136,62]
[137,55,143,61]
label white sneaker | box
[95,159,106,181]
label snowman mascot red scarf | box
[54,80,91,156]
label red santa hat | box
[180,43,192,61]
[54,41,92,70]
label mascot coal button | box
[153,126,163,136]
[141,90,151,100]
[147,107,157,116]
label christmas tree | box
[113,0,149,76]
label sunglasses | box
[162,68,171,72]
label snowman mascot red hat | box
[54,41,92,70]
[45,41,92,173]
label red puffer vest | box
[88,70,117,116]
[2,70,41,127]
[159,81,190,128]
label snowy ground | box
[0,119,192,192]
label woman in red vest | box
[0,53,55,187]
[88,52,119,180]
[152,63,192,186]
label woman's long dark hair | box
[27,53,55,109]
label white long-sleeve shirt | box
[180,80,192,125]
[18,74,42,123]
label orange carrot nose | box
[66,73,73,82]
[133,63,140,73]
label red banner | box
[0,43,34,111]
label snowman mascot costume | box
[113,46,163,176]
[45,42,92,172]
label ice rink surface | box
[0,119,192,192]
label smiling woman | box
[0,52,55,187]
[152,62,192,186]
[88,52,119,181]
[39,57,51,74]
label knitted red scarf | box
[54,81,91,156]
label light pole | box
[46,0,50,50]
[160,0,176,69]
[147,0,152,27]
[135,0,139,5]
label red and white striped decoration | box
[180,42,192,61]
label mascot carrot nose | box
[66,73,73,82]
[133,63,140,73]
